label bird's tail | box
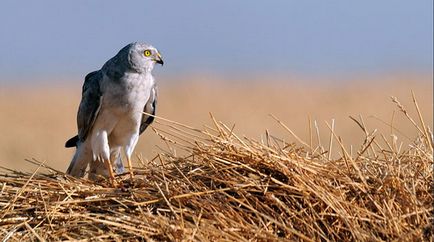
[88,147,125,181]
[66,141,92,177]
[65,135,79,148]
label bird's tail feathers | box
[66,141,91,177]
[65,135,79,148]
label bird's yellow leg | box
[127,157,134,179]
[104,159,117,187]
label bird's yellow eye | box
[144,50,152,57]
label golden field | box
[0,73,431,172]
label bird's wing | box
[65,71,103,147]
[77,70,103,142]
[139,84,157,135]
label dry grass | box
[0,91,432,241]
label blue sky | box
[0,1,432,82]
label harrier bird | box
[65,42,163,185]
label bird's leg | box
[127,157,134,180]
[104,159,117,186]
[125,136,138,181]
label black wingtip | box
[65,135,79,148]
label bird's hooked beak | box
[155,52,164,66]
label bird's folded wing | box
[77,70,103,142]
[139,84,157,135]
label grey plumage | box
[65,42,163,182]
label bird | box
[65,42,163,185]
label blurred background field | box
[0,73,431,172]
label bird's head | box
[125,42,164,72]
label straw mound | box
[1,99,433,241]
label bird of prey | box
[65,42,163,185]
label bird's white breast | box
[91,72,154,148]
[103,72,154,114]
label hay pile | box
[1,97,432,241]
